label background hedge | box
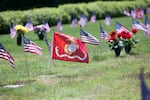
[0,0,134,11]
[0,0,149,34]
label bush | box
[0,0,149,34]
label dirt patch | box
[13,79,35,85]
[37,75,59,85]
[1,79,35,88]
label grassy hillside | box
[0,16,150,100]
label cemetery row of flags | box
[25,6,150,30]
[3,26,101,67]
[59,5,150,29]
[123,6,150,19]
[10,6,150,36]
[23,13,109,31]
[24,6,150,31]
[100,15,150,40]
[7,14,150,68]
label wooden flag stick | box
[44,31,56,74]
[51,29,56,67]
[21,34,29,77]
[44,34,51,74]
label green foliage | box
[0,0,150,34]
[0,15,6,34]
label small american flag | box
[123,10,130,16]
[104,14,111,26]
[132,19,148,32]
[10,22,16,39]
[144,16,150,34]
[56,19,63,31]
[71,17,78,28]
[136,7,144,19]
[90,13,96,23]
[23,36,42,55]
[100,26,108,39]
[79,14,87,27]
[146,5,150,14]
[116,22,132,35]
[131,8,136,18]
[25,19,33,31]
[80,29,99,45]
[140,8,144,19]
[0,42,15,68]
[44,35,51,52]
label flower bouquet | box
[106,29,139,56]
[33,25,46,40]
[15,25,29,45]
[33,24,50,40]
[106,31,123,57]
[118,29,139,54]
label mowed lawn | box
[0,16,150,100]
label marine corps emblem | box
[64,41,78,55]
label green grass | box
[0,16,150,100]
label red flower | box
[106,31,117,42]
[132,29,138,34]
[109,36,116,41]
[124,32,132,39]
[117,31,132,39]
[110,31,116,37]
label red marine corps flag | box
[52,32,89,63]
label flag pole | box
[44,29,56,74]
[44,33,51,75]
[21,34,29,77]
[51,29,56,67]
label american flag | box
[80,29,99,45]
[132,19,148,32]
[79,14,87,27]
[146,5,150,14]
[90,13,96,23]
[0,42,15,68]
[100,25,108,39]
[23,36,42,55]
[131,8,136,18]
[136,7,144,19]
[71,17,78,28]
[140,8,145,19]
[123,10,131,16]
[116,22,132,35]
[10,22,16,39]
[44,35,51,52]
[144,16,150,34]
[56,19,63,31]
[139,68,150,100]
[104,14,111,26]
[25,19,33,31]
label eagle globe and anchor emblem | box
[64,41,78,55]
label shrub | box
[0,0,149,34]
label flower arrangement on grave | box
[15,25,28,45]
